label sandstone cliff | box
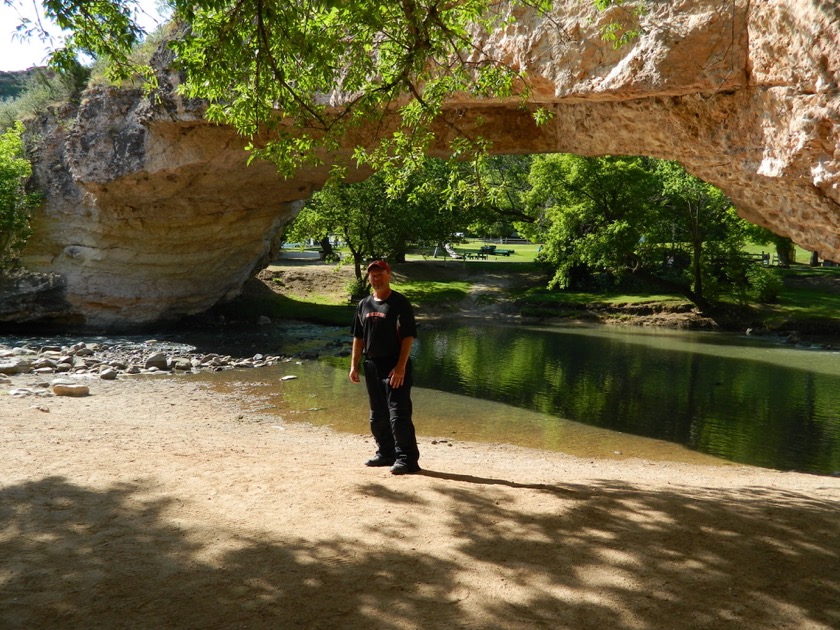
[14,0,840,329]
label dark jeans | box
[363,357,419,464]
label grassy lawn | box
[767,266,840,323]
[211,291,356,327]
[398,280,471,305]
[404,240,542,263]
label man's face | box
[368,267,390,290]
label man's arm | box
[349,336,364,383]
[388,336,414,388]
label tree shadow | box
[430,478,840,629]
[0,476,461,629]
[1,474,838,629]
[419,469,585,498]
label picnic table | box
[479,245,515,256]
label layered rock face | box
[17,0,840,329]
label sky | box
[0,0,167,72]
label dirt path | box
[2,374,839,629]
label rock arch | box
[18,0,840,328]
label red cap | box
[366,260,391,273]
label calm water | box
[406,324,840,475]
[247,323,839,476]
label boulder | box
[144,352,169,370]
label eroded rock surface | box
[17,0,840,329]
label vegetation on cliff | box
[0,121,39,271]
[0,69,38,101]
[0,66,89,129]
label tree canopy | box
[6,0,565,177]
[3,0,645,183]
[525,153,657,290]
[286,158,474,282]
[522,154,776,308]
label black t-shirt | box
[351,290,418,359]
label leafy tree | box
[167,0,560,181]
[0,121,40,271]
[524,153,658,290]
[5,0,152,84]
[285,159,469,285]
[523,155,764,309]
[650,160,749,306]
[468,154,535,240]
[4,0,646,185]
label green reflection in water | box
[408,323,840,475]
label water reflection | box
[221,322,839,475]
[407,324,840,475]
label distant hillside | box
[0,68,45,100]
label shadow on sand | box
[1,474,838,629]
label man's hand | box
[349,337,364,383]
[389,365,406,388]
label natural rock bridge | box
[14,0,840,329]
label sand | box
[1,373,839,629]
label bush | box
[0,122,40,271]
[748,266,784,303]
[346,277,369,301]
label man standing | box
[349,260,421,474]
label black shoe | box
[390,461,421,475]
[365,454,395,467]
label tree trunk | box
[691,239,704,305]
[318,236,334,260]
[775,240,795,266]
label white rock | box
[51,379,90,397]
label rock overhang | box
[12,0,839,329]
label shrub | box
[0,121,40,271]
[748,266,784,303]
[346,277,369,301]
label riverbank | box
[247,255,840,347]
[2,373,839,629]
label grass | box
[259,295,356,326]
[450,241,542,263]
[766,266,840,323]
[404,241,542,264]
[398,280,471,304]
[518,289,685,307]
[209,286,356,327]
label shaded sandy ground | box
[2,375,839,630]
